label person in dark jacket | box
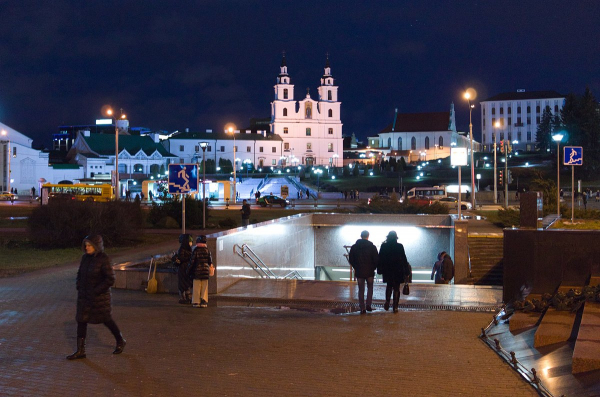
[189,235,213,308]
[66,235,125,360]
[431,251,454,284]
[241,199,251,227]
[378,231,408,313]
[176,234,193,304]
[348,230,379,314]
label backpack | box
[441,256,454,281]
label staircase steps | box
[468,236,504,286]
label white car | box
[436,197,472,210]
[0,191,18,201]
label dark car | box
[367,194,401,205]
[48,192,76,201]
[256,194,289,207]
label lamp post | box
[106,108,126,200]
[313,168,323,193]
[0,130,11,194]
[552,133,564,217]
[227,126,236,203]
[493,121,500,204]
[464,91,476,209]
[199,141,208,228]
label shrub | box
[354,195,449,215]
[147,198,209,229]
[28,201,144,248]
[495,208,520,228]
[218,217,237,228]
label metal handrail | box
[234,243,303,280]
[480,307,555,397]
[233,244,267,278]
[467,244,472,278]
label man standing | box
[348,230,379,314]
[241,199,251,227]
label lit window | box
[307,143,312,150]
[328,143,333,152]
[283,127,288,134]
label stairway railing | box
[233,243,303,280]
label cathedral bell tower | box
[274,52,294,101]
[317,54,338,102]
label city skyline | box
[0,1,599,147]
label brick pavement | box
[0,261,537,396]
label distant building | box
[368,105,473,163]
[269,54,343,168]
[479,90,565,152]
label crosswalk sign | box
[563,147,583,166]
[168,164,198,194]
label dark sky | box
[1,1,599,148]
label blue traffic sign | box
[168,164,198,194]
[563,146,583,166]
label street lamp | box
[552,133,564,217]
[0,130,11,194]
[464,91,476,209]
[227,125,236,203]
[493,121,500,204]
[313,168,323,194]
[199,141,208,229]
[106,108,127,200]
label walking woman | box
[67,235,125,360]
[176,234,193,304]
[377,231,409,313]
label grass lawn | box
[0,233,174,277]
[551,219,600,230]
[0,206,33,228]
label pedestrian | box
[431,251,454,284]
[306,188,310,199]
[596,190,599,203]
[356,190,359,200]
[149,190,153,201]
[344,191,348,201]
[140,191,145,201]
[241,199,251,227]
[348,230,379,314]
[66,235,125,360]
[515,190,519,200]
[583,191,588,210]
[466,190,471,201]
[175,234,193,304]
[31,186,35,198]
[188,235,214,308]
[377,231,409,313]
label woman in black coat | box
[176,234,193,304]
[66,235,125,360]
[378,231,409,313]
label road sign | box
[563,146,583,166]
[168,164,198,194]
[451,147,468,166]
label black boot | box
[113,335,126,354]
[384,285,392,311]
[66,337,86,360]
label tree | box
[218,158,232,174]
[535,106,553,151]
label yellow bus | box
[41,183,114,203]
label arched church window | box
[283,89,288,99]
[328,90,332,100]
[425,137,430,150]
[411,137,416,150]
[387,138,391,148]
[439,136,443,148]
[397,137,402,150]
[305,102,312,119]
[328,109,332,117]
[283,108,287,116]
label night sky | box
[1,1,599,148]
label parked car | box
[436,197,472,210]
[257,194,289,207]
[0,191,17,201]
[367,194,401,205]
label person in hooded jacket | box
[431,251,454,284]
[188,235,213,308]
[348,230,379,314]
[176,234,193,304]
[378,230,409,313]
[66,235,125,360]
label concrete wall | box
[503,229,600,302]
[209,214,314,293]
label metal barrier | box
[479,307,555,397]
[233,243,303,280]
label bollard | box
[510,351,518,366]
[494,338,501,351]
[480,327,486,338]
[531,368,540,384]
[493,315,499,326]
[225,198,229,209]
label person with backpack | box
[431,251,454,284]
[175,234,193,304]
[377,231,409,313]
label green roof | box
[84,134,176,157]
[171,131,282,142]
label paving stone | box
[573,301,600,374]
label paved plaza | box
[0,255,539,397]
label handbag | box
[209,264,215,277]
[402,282,410,295]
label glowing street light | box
[226,125,237,203]
[106,107,127,200]
[0,130,12,194]
[464,90,476,209]
[552,133,564,217]
[494,121,501,204]
[199,141,208,228]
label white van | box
[406,186,447,201]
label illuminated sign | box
[451,147,468,166]
[96,119,113,125]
